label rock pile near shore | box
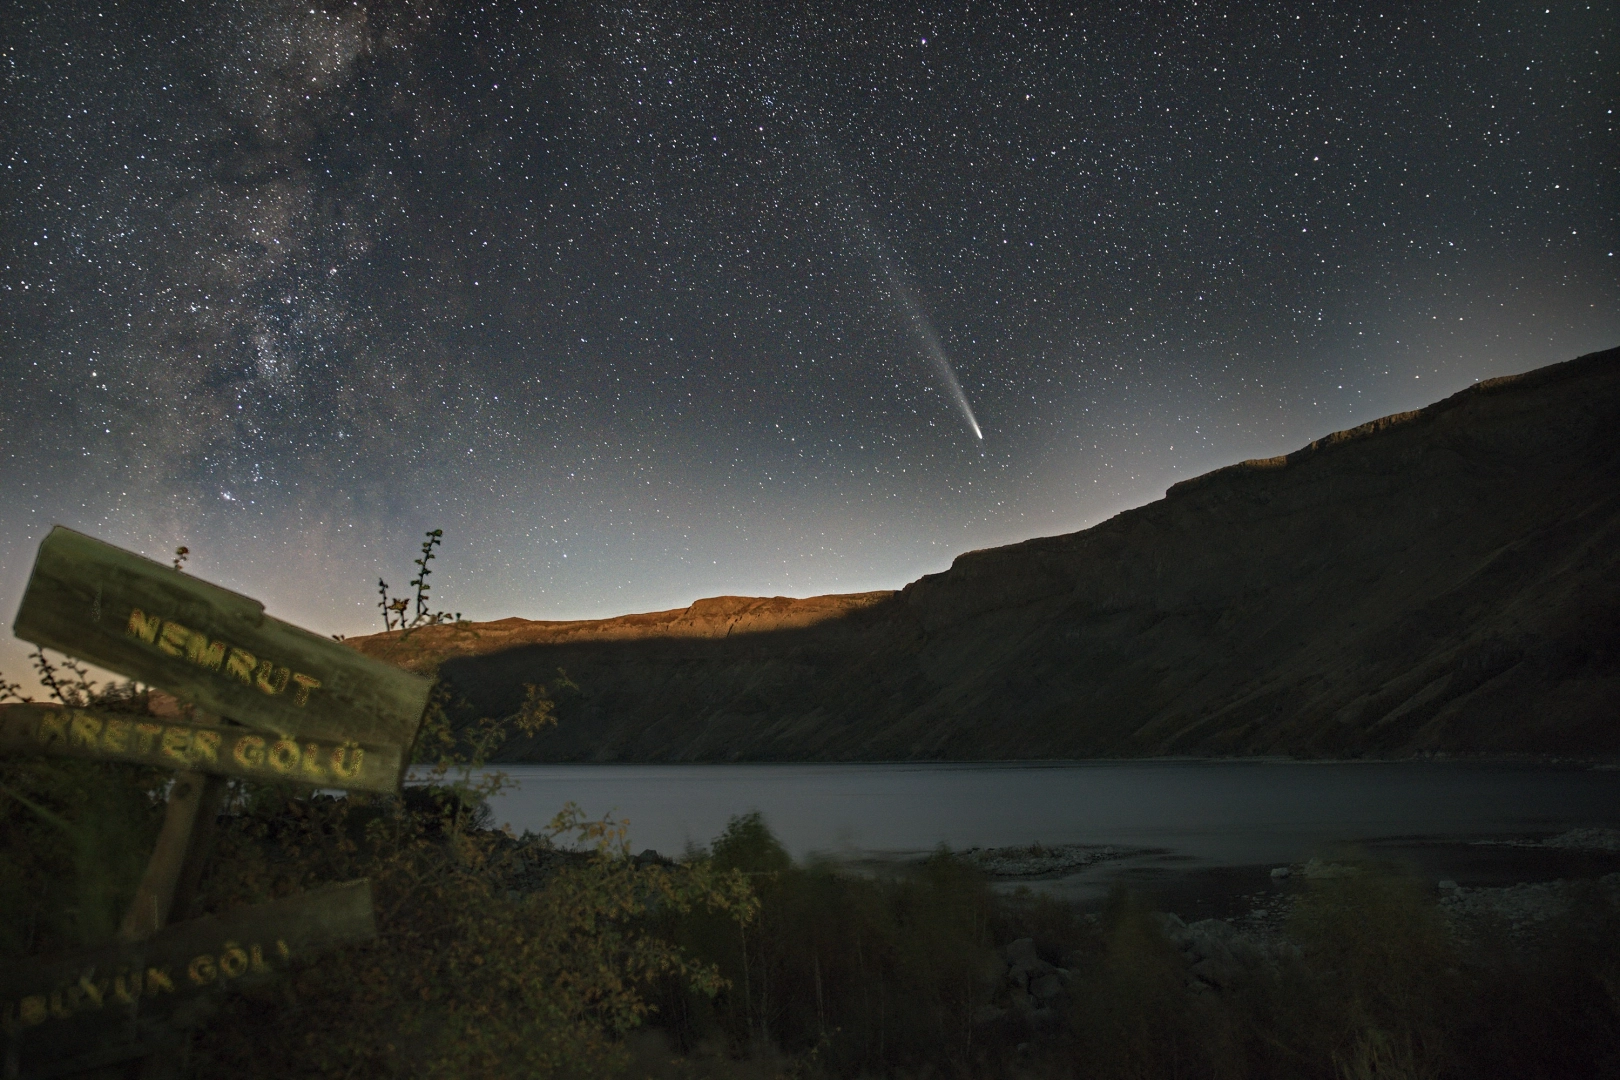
[1157,912,1302,990]
[1440,872,1620,938]
[1470,826,1620,853]
[961,843,1130,879]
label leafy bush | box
[177,665,758,1079]
[189,794,755,1079]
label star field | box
[1,1,1616,682]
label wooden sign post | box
[4,527,435,1079]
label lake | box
[478,761,1619,902]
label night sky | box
[2,2,1616,688]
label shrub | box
[1280,856,1457,1079]
[652,816,1003,1077]
[1065,889,1241,1080]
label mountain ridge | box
[351,345,1620,760]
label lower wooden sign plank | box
[0,880,376,1080]
[0,704,403,795]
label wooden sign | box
[0,704,404,795]
[0,880,376,1080]
[12,527,432,763]
[4,528,429,1075]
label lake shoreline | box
[479,760,1620,901]
[833,830,1620,928]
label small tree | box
[377,529,462,633]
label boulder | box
[1153,911,1193,950]
[1029,973,1065,1001]
[1302,858,1360,879]
[1180,918,1267,990]
[1004,937,1041,970]
[971,1004,1007,1025]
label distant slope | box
[352,346,1620,760]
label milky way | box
[1,2,1615,686]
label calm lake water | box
[478,761,1620,874]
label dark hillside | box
[353,346,1620,759]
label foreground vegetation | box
[3,679,1618,1078]
[632,817,1620,1080]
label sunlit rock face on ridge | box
[353,591,893,668]
[352,346,1620,761]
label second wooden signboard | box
[0,703,404,795]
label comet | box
[845,204,984,441]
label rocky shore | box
[976,874,1620,1033]
[964,827,1620,1033]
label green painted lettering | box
[125,609,161,644]
[330,744,365,781]
[233,734,266,768]
[254,661,290,695]
[268,740,300,774]
[191,728,221,765]
[134,722,164,754]
[186,954,216,985]
[69,712,102,749]
[157,620,191,657]
[225,648,257,684]
[102,717,130,753]
[36,709,70,747]
[291,672,321,706]
[160,726,190,763]
[188,635,227,671]
[219,943,248,979]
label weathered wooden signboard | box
[0,882,375,1079]
[5,528,431,1078]
[0,703,403,795]
[13,526,432,756]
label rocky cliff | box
[352,346,1620,760]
